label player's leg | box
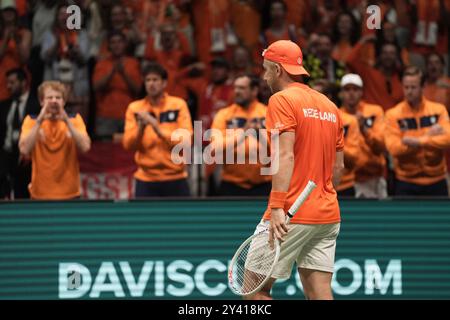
[296,223,340,300]
[245,278,277,300]
[298,268,333,300]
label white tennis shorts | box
[254,220,340,279]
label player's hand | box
[269,208,288,247]
[402,136,421,148]
[427,124,444,136]
[36,104,51,124]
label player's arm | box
[333,150,345,188]
[19,105,49,156]
[362,109,386,155]
[122,104,147,151]
[418,108,450,149]
[344,117,363,170]
[64,113,91,153]
[270,131,295,243]
[384,111,418,157]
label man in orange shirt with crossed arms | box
[250,40,345,300]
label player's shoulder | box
[424,98,447,113]
[214,104,235,119]
[361,101,384,115]
[166,94,188,109]
[127,98,147,111]
[340,109,358,125]
[385,101,406,118]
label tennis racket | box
[228,180,317,297]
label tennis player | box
[251,40,345,300]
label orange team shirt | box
[210,101,271,189]
[20,114,88,200]
[93,56,142,120]
[263,83,344,225]
[342,102,386,182]
[336,111,363,191]
[385,98,450,185]
[122,94,193,182]
[346,42,403,111]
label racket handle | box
[286,180,317,223]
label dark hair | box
[270,0,287,12]
[108,30,126,42]
[236,74,260,90]
[403,66,425,86]
[427,52,445,66]
[143,62,168,80]
[331,11,360,46]
[6,68,27,82]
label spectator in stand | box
[19,81,91,200]
[260,0,297,48]
[340,74,387,199]
[40,3,90,119]
[122,62,193,198]
[96,3,143,60]
[197,57,234,132]
[409,0,450,70]
[0,1,31,101]
[303,33,346,89]
[346,34,404,110]
[230,45,261,80]
[93,31,142,140]
[385,66,450,196]
[190,0,237,64]
[29,0,57,93]
[210,74,271,196]
[229,0,263,64]
[331,11,360,63]
[143,22,191,101]
[0,68,39,199]
[424,53,450,112]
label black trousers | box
[218,181,272,197]
[135,178,191,198]
[337,186,356,198]
[395,179,448,196]
[0,150,31,199]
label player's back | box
[264,82,343,224]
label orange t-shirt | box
[210,101,271,189]
[20,114,88,200]
[122,94,193,182]
[263,83,344,225]
[93,56,142,119]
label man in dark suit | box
[0,68,40,199]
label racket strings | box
[230,231,278,295]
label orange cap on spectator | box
[262,40,309,76]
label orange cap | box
[262,40,309,76]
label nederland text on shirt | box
[302,108,337,123]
